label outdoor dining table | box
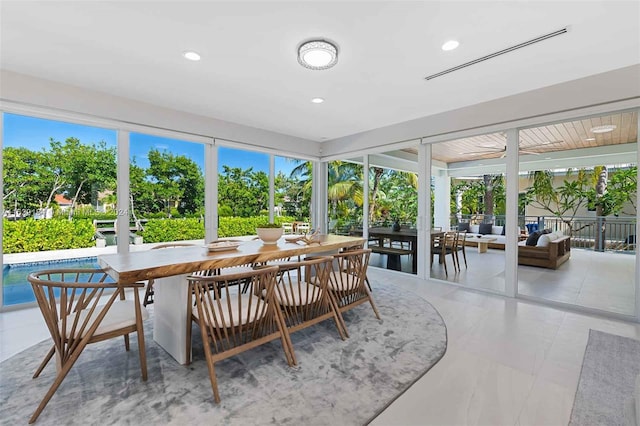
[97,234,365,364]
[351,227,446,274]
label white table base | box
[153,274,191,364]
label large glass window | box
[2,113,117,307]
[429,135,507,293]
[217,147,270,237]
[517,111,637,315]
[276,155,312,230]
[327,160,363,235]
[129,133,205,244]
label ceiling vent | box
[425,27,570,81]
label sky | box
[2,113,298,175]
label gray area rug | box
[0,277,447,425]
[569,329,640,426]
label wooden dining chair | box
[143,242,196,306]
[456,230,468,269]
[320,248,379,337]
[272,257,347,353]
[27,269,148,424]
[185,265,295,402]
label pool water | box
[2,257,102,306]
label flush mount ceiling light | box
[590,125,617,134]
[441,40,459,51]
[298,40,338,70]
[183,51,201,61]
[311,97,325,104]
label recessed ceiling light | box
[585,137,596,141]
[311,97,325,104]
[590,125,616,134]
[441,40,460,51]
[298,40,338,70]
[183,51,201,61]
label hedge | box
[2,218,95,254]
[2,216,302,252]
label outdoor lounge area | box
[1,1,640,425]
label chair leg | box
[133,291,147,381]
[329,294,349,339]
[199,326,221,403]
[33,346,55,378]
[462,247,468,268]
[124,334,130,351]
[365,275,372,292]
[143,280,154,307]
[364,286,381,320]
[29,338,91,423]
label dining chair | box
[185,265,295,402]
[456,230,468,269]
[320,248,379,338]
[281,222,294,235]
[272,257,347,351]
[296,222,311,234]
[143,242,196,306]
[28,269,148,424]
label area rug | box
[569,329,640,426]
[0,277,447,425]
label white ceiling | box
[1,1,639,143]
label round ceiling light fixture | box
[183,51,201,61]
[298,39,338,70]
[590,124,617,134]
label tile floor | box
[2,267,639,425]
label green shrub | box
[139,218,205,243]
[218,216,296,237]
[2,218,95,253]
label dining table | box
[97,234,365,364]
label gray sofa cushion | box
[479,223,493,235]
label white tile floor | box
[2,268,640,425]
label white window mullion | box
[116,130,130,254]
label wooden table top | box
[97,234,365,284]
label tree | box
[218,166,268,217]
[522,169,591,235]
[2,147,50,215]
[48,137,117,220]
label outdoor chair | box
[185,265,294,402]
[282,222,294,234]
[143,242,196,306]
[272,257,347,353]
[319,249,379,337]
[27,269,148,424]
[456,230,468,269]
[433,231,460,276]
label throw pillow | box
[479,223,493,235]
[526,230,542,246]
[536,234,551,247]
[457,222,470,232]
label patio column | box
[433,169,450,229]
[636,108,640,321]
[312,160,328,233]
[269,154,275,223]
[205,142,218,242]
[116,130,130,254]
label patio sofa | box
[458,223,518,249]
[517,230,571,269]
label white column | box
[204,142,218,242]
[269,154,275,223]
[505,128,519,298]
[433,169,450,229]
[363,156,370,243]
[312,161,328,233]
[0,113,4,308]
[417,142,430,279]
[636,108,640,322]
[116,130,130,254]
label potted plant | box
[256,222,283,245]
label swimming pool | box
[2,257,102,306]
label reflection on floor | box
[3,268,639,425]
[371,247,635,315]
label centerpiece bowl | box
[256,224,283,245]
